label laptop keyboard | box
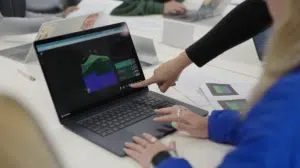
[78,96,174,137]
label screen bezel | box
[34,22,148,121]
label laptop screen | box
[34,23,146,119]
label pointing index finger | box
[131,76,157,88]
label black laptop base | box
[62,91,208,156]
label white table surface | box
[0,0,262,167]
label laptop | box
[0,12,103,63]
[131,35,159,65]
[253,27,272,61]
[162,20,195,49]
[165,0,231,22]
[34,22,208,156]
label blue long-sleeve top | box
[156,69,300,168]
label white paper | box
[199,82,256,110]
[200,83,255,99]
[174,65,217,107]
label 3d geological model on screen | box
[82,55,118,93]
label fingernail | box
[153,118,158,121]
[125,142,130,145]
[143,133,148,136]
[171,122,177,128]
[124,148,127,151]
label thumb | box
[159,81,173,93]
[168,141,177,151]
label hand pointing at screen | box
[131,52,192,92]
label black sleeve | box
[66,0,82,7]
[186,0,272,67]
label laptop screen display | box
[35,23,145,118]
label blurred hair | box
[0,95,60,168]
[248,0,300,108]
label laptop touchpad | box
[125,116,175,138]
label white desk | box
[0,1,261,167]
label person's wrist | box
[151,151,172,166]
[175,52,192,70]
[201,117,209,139]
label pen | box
[17,69,36,81]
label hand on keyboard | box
[153,106,209,139]
[78,96,174,137]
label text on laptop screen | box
[35,23,145,118]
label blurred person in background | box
[0,95,61,168]
[111,0,186,16]
[0,0,79,36]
